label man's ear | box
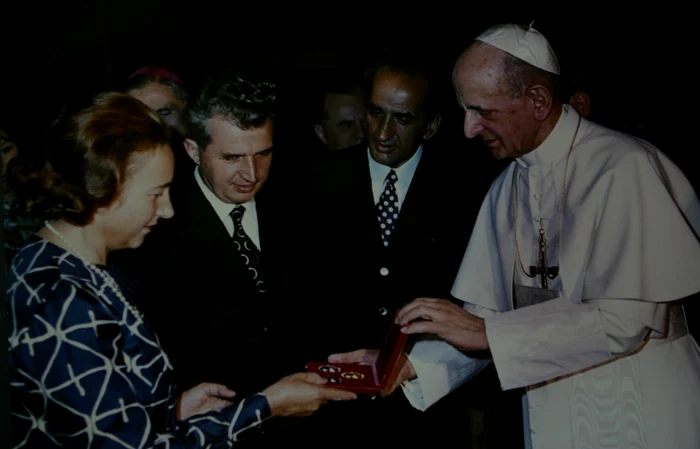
[422,114,442,140]
[183,138,201,165]
[568,91,591,118]
[314,124,328,145]
[527,85,554,121]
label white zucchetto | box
[475,22,560,74]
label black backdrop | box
[2,6,688,161]
[1,5,694,446]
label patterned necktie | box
[230,205,267,293]
[377,170,399,247]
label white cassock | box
[401,104,700,449]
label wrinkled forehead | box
[205,116,274,155]
[456,44,505,80]
[370,69,431,115]
[454,46,510,99]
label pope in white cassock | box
[330,23,700,449]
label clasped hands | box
[328,297,489,396]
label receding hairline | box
[454,41,508,73]
[208,112,274,130]
[452,42,511,92]
[453,41,558,100]
[371,65,432,100]
[373,64,430,86]
[193,113,274,152]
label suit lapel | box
[254,186,274,255]
[354,151,385,249]
[178,175,248,275]
[388,148,434,250]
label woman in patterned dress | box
[6,92,356,449]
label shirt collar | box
[367,144,424,187]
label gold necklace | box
[511,114,581,287]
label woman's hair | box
[8,92,170,226]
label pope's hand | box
[396,297,490,352]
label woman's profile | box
[6,92,355,448]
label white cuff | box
[401,336,491,410]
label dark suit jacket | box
[284,142,506,447]
[298,142,482,356]
[109,169,303,398]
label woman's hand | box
[177,382,237,420]
[262,372,357,417]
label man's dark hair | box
[186,68,278,150]
[314,70,365,124]
[364,52,443,120]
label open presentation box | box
[306,316,408,395]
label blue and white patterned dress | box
[7,237,271,448]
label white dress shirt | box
[194,167,261,250]
[367,144,423,209]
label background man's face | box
[316,88,366,150]
[129,81,187,136]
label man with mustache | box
[299,54,504,447]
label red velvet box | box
[306,317,408,395]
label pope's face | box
[452,45,541,160]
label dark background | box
[1,5,694,447]
[2,7,686,162]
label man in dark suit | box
[303,56,476,359]
[295,56,508,447]
[111,69,303,402]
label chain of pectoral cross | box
[531,221,559,288]
[511,115,582,289]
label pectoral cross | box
[528,227,559,289]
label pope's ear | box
[527,85,554,121]
[569,91,591,118]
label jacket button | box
[378,307,388,316]
[380,267,389,276]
